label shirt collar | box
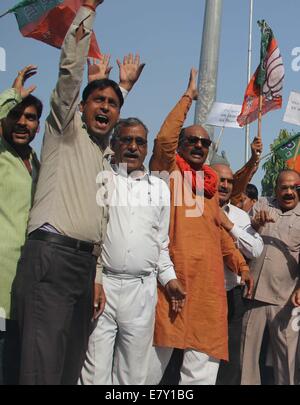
[111,163,153,185]
[269,197,300,216]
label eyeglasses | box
[118,135,148,147]
[279,185,297,191]
[184,136,212,148]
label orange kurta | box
[150,96,248,361]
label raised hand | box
[12,65,37,99]
[184,68,198,101]
[84,0,104,8]
[87,55,112,82]
[117,53,145,92]
[251,136,263,160]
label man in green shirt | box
[0,65,42,385]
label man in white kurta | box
[80,117,185,385]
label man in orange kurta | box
[147,69,251,385]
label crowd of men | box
[1,0,300,385]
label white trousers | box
[147,346,220,385]
[79,272,157,385]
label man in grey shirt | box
[12,0,141,385]
[240,169,300,385]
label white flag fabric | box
[206,102,242,129]
[283,91,300,126]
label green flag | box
[0,0,38,18]
[275,133,300,172]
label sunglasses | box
[184,136,212,148]
[118,135,148,147]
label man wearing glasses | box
[80,118,186,385]
[147,69,251,385]
[241,169,300,385]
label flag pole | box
[245,0,254,163]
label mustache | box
[282,194,295,201]
[190,149,204,156]
[219,186,229,194]
[13,125,29,134]
[124,152,139,158]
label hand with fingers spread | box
[184,68,198,101]
[12,65,37,99]
[165,279,187,314]
[87,55,112,82]
[117,53,145,92]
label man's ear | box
[79,101,84,113]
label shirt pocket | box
[287,220,300,252]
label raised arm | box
[48,1,104,133]
[231,137,263,206]
[0,65,37,120]
[149,68,198,173]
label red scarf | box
[175,154,217,199]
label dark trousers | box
[216,286,246,385]
[0,319,20,385]
[12,239,96,385]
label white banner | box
[283,91,300,126]
[205,102,242,129]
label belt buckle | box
[92,242,102,257]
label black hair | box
[245,183,258,200]
[8,94,43,120]
[82,79,124,108]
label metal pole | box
[194,0,223,146]
[245,0,254,162]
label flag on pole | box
[237,20,284,127]
[0,0,101,58]
[275,133,300,173]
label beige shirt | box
[250,197,300,305]
[27,7,109,282]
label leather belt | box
[28,229,101,257]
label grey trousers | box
[240,300,300,385]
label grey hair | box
[111,117,148,145]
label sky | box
[0,0,300,193]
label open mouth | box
[95,115,109,125]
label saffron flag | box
[275,133,300,173]
[1,0,101,58]
[237,20,284,127]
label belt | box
[28,229,101,257]
[103,268,154,279]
